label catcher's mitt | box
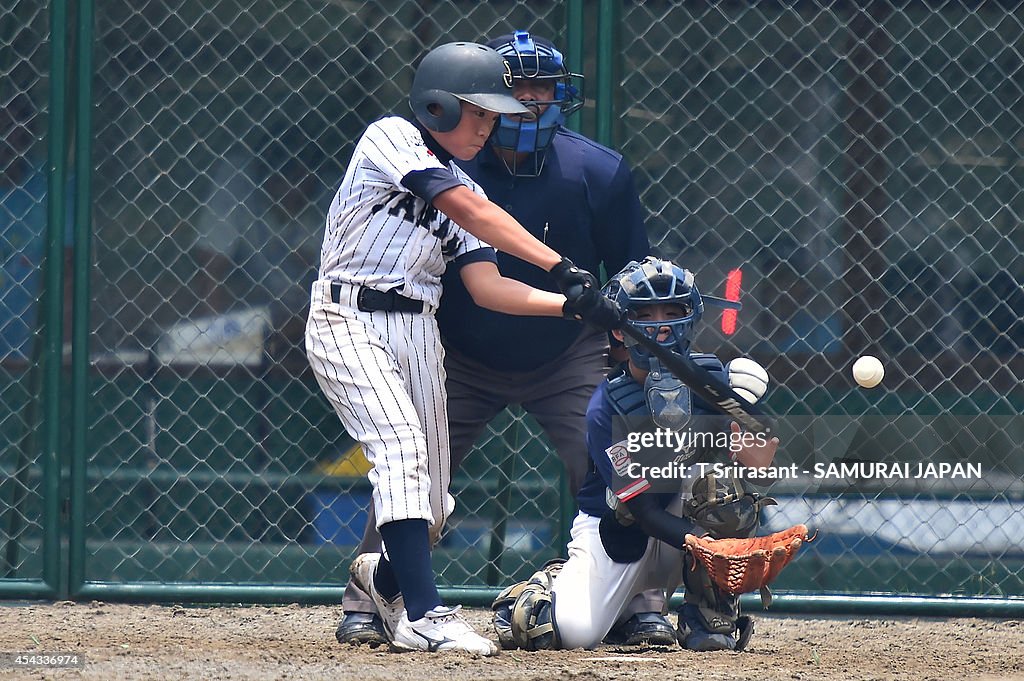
[684,524,813,608]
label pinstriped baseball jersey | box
[319,116,492,307]
[306,115,498,538]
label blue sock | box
[372,556,401,601]
[378,519,442,621]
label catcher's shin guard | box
[677,550,753,652]
[492,580,529,650]
[491,559,564,651]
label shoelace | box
[424,606,473,632]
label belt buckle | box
[356,286,396,312]
[356,286,376,312]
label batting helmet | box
[486,30,584,174]
[409,42,529,133]
[604,256,704,370]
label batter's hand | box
[548,257,599,296]
[562,287,623,331]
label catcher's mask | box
[409,42,529,133]
[603,256,743,371]
[603,257,703,371]
[486,30,584,176]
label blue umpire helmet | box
[604,257,704,370]
[485,30,584,175]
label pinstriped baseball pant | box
[305,280,455,541]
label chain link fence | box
[1,0,53,590]
[1,0,1021,606]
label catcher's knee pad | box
[491,560,565,651]
[530,558,566,588]
[679,551,752,652]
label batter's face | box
[432,102,501,160]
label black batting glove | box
[549,257,600,296]
[562,287,624,332]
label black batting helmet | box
[409,42,530,133]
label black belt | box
[332,282,424,313]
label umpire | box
[337,30,656,646]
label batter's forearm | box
[464,203,561,271]
[471,277,565,316]
[434,186,561,271]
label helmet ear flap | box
[410,89,463,133]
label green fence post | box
[68,0,93,596]
[554,0,587,562]
[42,0,69,596]
[565,0,584,136]
[595,0,618,147]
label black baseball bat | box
[618,323,771,435]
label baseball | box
[852,355,884,388]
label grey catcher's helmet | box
[409,42,530,133]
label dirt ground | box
[0,601,1021,680]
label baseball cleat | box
[390,605,499,656]
[348,553,405,639]
[335,611,388,647]
[676,604,739,651]
[604,612,678,647]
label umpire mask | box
[486,30,584,176]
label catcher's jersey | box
[318,116,493,308]
[577,359,727,520]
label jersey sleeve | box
[443,227,493,264]
[402,168,464,205]
[449,246,498,270]
[623,493,695,549]
[360,117,451,190]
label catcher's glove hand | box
[684,524,813,608]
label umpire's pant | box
[341,329,611,614]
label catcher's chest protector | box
[605,370,647,417]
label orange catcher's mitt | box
[683,524,813,608]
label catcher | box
[493,257,809,651]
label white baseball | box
[852,355,884,388]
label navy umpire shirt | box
[438,128,650,371]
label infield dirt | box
[0,601,1021,680]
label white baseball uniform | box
[305,116,495,538]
